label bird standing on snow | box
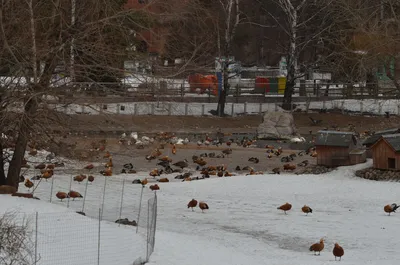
[277,202,292,214]
[384,203,400,216]
[24,179,34,191]
[309,238,324,255]
[187,199,198,211]
[56,192,69,201]
[199,202,209,213]
[68,191,83,201]
[302,205,313,215]
[333,243,344,261]
[149,184,160,191]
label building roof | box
[362,128,400,146]
[315,131,356,147]
[349,149,366,155]
[381,133,400,152]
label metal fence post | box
[153,194,157,254]
[180,84,184,99]
[185,103,189,115]
[66,175,73,208]
[168,103,172,115]
[136,185,145,234]
[34,212,38,265]
[98,208,101,265]
[81,177,90,213]
[146,198,150,261]
[118,179,126,224]
[49,175,55,203]
[101,177,107,220]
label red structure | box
[124,0,187,56]
[124,0,163,54]
[188,73,218,95]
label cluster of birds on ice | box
[118,131,307,149]
[118,132,191,148]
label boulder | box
[115,218,137,226]
[257,112,297,139]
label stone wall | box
[355,168,400,181]
[297,165,334,175]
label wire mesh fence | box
[6,175,158,265]
[29,174,146,223]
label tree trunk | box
[366,69,377,97]
[282,63,296,110]
[0,91,5,185]
[6,98,37,189]
[217,65,230,116]
[0,141,5,186]
[281,2,299,111]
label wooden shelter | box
[371,134,400,170]
[362,128,400,158]
[315,131,365,167]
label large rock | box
[115,218,137,226]
[257,112,297,139]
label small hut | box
[362,128,400,158]
[315,131,366,167]
[371,133,400,170]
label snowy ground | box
[4,150,400,265]
[146,159,400,265]
[1,150,151,265]
[0,196,147,265]
[45,99,400,116]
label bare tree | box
[257,0,334,109]
[216,0,241,116]
[154,0,218,76]
[159,0,241,116]
[0,211,36,265]
[0,0,147,188]
[328,0,400,96]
